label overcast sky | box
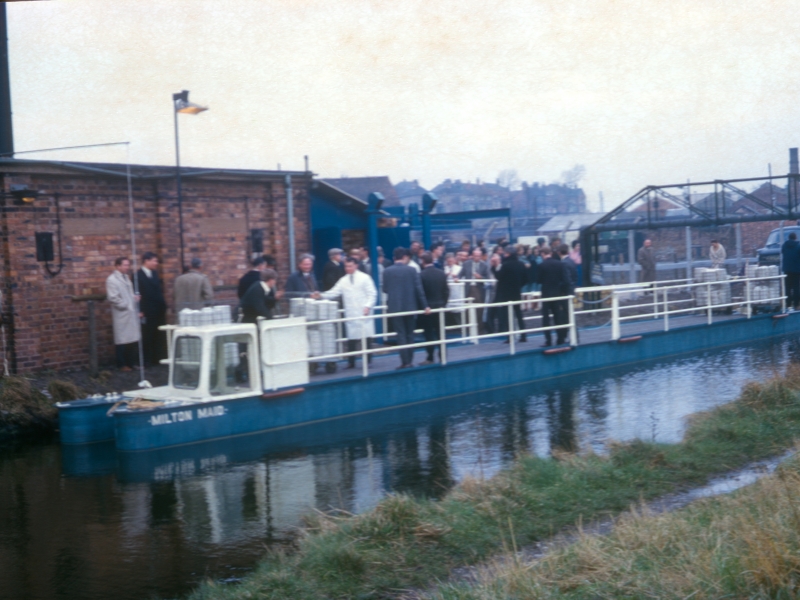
[9,0,800,210]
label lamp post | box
[173,90,207,272]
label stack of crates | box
[751,265,781,306]
[290,299,338,358]
[178,305,233,326]
[694,268,731,308]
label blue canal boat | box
[56,275,799,452]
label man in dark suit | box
[285,254,320,299]
[137,251,168,366]
[383,247,430,369]
[495,245,529,343]
[537,247,570,346]
[239,269,279,323]
[321,248,345,291]
[418,252,449,365]
[559,244,578,294]
[238,256,267,299]
[461,248,490,333]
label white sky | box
[9,0,800,210]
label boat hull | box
[57,397,119,444]
[112,313,800,452]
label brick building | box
[0,159,313,373]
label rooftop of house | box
[321,176,400,206]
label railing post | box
[781,275,787,312]
[652,285,658,319]
[611,291,620,340]
[507,303,515,355]
[361,323,368,378]
[706,281,712,325]
[663,286,670,332]
[460,300,467,341]
[468,301,478,344]
[746,278,752,318]
[568,296,577,346]
[439,309,447,365]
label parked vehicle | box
[757,226,800,266]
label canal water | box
[1,337,797,600]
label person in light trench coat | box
[106,257,141,370]
[321,256,377,368]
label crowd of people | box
[105,238,585,373]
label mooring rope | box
[106,397,166,416]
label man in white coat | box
[106,257,141,371]
[321,256,377,369]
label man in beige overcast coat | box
[106,257,140,371]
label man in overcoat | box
[239,269,279,323]
[238,256,267,299]
[461,248,490,333]
[637,239,657,283]
[137,252,167,366]
[494,245,528,342]
[537,247,570,346]
[321,248,345,291]
[284,254,320,299]
[106,257,140,370]
[782,232,800,310]
[174,257,214,313]
[418,252,449,364]
[382,247,429,369]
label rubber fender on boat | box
[543,346,573,356]
[617,336,643,343]
[261,387,305,400]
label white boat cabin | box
[128,318,310,402]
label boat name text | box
[149,406,227,426]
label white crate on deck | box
[178,306,232,326]
[259,317,309,390]
[694,268,731,307]
[447,282,465,308]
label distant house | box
[394,179,428,208]
[321,176,401,207]
[431,179,512,213]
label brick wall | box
[0,164,311,373]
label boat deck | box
[308,310,751,384]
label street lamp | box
[173,90,208,272]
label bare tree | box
[497,169,521,191]
[561,164,586,188]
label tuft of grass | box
[47,379,84,403]
[430,459,800,600]
[0,375,56,435]
[188,368,800,600]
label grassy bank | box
[0,366,170,442]
[432,456,800,599]
[0,376,62,440]
[189,366,800,600]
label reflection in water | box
[0,338,795,600]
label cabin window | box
[209,334,254,396]
[173,336,202,389]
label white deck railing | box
[165,273,787,380]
